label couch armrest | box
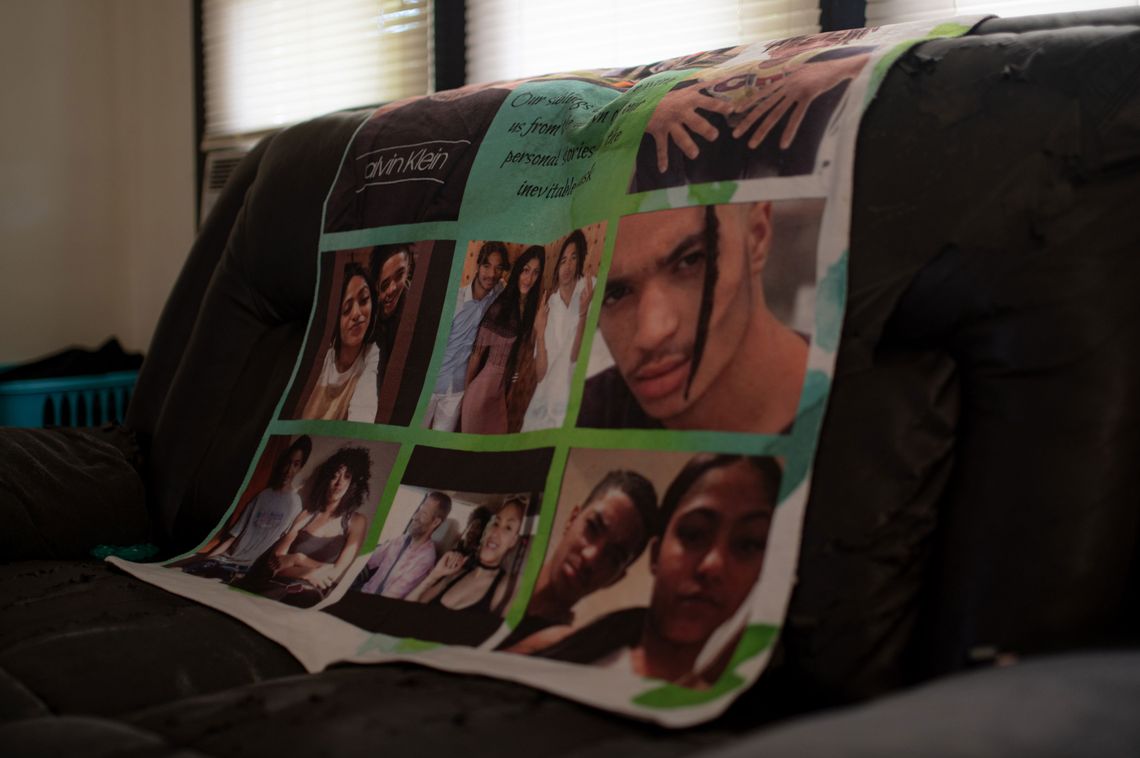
[0,426,149,560]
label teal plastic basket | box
[0,370,138,428]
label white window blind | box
[202,0,430,142]
[465,0,821,85]
[867,0,1139,25]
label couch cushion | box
[0,715,207,758]
[0,561,304,718]
[0,426,147,560]
[0,666,48,723]
[126,663,782,758]
[698,652,1140,758]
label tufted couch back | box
[125,12,1140,710]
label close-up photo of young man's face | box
[599,202,772,427]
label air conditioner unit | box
[198,147,251,227]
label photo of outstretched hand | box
[731,53,871,150]
[631,46,872,191]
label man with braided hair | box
[579,201,806,434]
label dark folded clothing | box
[0,338,143,382]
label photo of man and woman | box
[283,241,454,426]
[326,445,552,646]
[578,199,820,435]
[630,28,875,192]
[424,225,603,434]
[172,435,399,609]
[501,448,780,690]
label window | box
[866,0,1139,24]
[201,0,430,144]
[465,0,823,85]
[200,0,1138,139]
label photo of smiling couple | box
[283,240,454,427]
[500,448,782,690]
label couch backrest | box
[127,13,1140,709]
[127,112,369,546]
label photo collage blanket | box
[113,17,979,726]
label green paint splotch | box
[688,181,738,207]
[779,369,831,500]
[815,251,848,353]
[356,634,440,657]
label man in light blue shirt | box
[425,241,508,431]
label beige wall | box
[0,0,194,364]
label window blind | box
[202,0,430,142]
[866,0,1139,25]
[465,0,821,85]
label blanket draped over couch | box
[112,18,977,726]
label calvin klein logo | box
[355,139,472,190]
